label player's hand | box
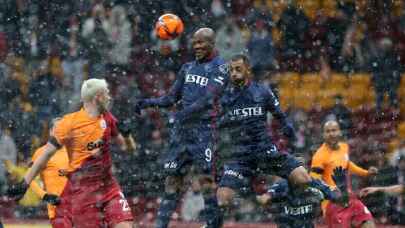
[43,194,61,205]
[368,166,378,176]
[332,166,348,192]
[7,180,29,201]
[256,193,271,205]
[359,187,381,198]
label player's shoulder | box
[103,111,117,123]
[210,56,229,74]
[314,143,328,156]
[32,145,47,161]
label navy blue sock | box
[203,195,223,228]
[155,192,180,228]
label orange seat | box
[344,84,368,109]
[397,122,405,139]
[278,72,300,90]
[349,73,371,87]
[318,87,346,109]
[278,84,295,111]
[294,87,318,111]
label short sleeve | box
[104,112,118,137]
[310,149,325,178]
[31,147,45,163]
[52,116,72,146]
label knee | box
[216,187,235,207]
[288,166,311,186]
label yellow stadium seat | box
[344,84,367,109]
[399,74,405,97]
[318,86,346,109]
[278,72,300,89]
[397,122,405,139]
[329,73,348,88]
[278,84,295,111]
[294,86,318,111]
[349,73,371,87]
[300,73,322,90]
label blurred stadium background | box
[1,0,405,226]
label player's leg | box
[104,192,133,228]
[215,162,253,228]
[189,126,223,228]
[155,175,185,228]
[155,142,189,228]
[261,146,334,199]
[350,198,375,228]
[197,173,222,228]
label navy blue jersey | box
[219,81,295,160]
[144,56,229,124]
[268,180,324,228]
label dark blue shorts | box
[161,123,216,176]
[219,144,302,192]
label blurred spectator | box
[363,145,397,224]
[247,19,276,79]
[181,183,204,222]
[215,17,246,60]
[277,5,310,71]
[328,95,353,138]
[390,140,405,167]
[341,20,373,73]
[391,155,405,224]
[81,4,111,78]
[28,59,61,121]
[0,123,17,194]
[369,37,401,112]
[107,5,132,78]
[61,16,85,112]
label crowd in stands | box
[1,0,405,224]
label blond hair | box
[80,78,108,102]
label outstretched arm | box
[141,67,185,108]
[360,185,404,197]
[348,161,377,177]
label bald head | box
[323,120,341,149]
[192,27,216,61]
[323,120,340,131]
[193,27,215,44]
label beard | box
[96,99,111,113]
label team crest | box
[100,119,107,129]
[219,64,229,74]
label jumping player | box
[310,120,377,228]
[216,54,336,227]
[8,78,134,228]
[135,27,228,228]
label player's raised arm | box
[136,66,185,111]
[348,161,378,177]
[265,87,296,141]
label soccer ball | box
[155,13,184,40]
